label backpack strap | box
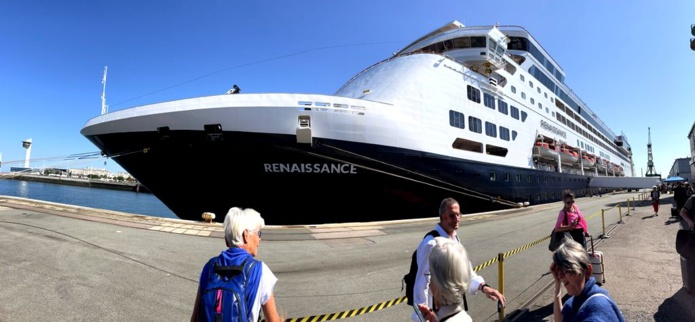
[425,229,440,239]
[578,293,610,312]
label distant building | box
[668,157,693,184]
[68,167,113,179]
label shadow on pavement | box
[654,288,695,322]
[514,295,571,322]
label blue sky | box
[1,0,694,177]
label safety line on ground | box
[261,296,407,322]
[267,205,625,321]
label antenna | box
[101,66,108,115]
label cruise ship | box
[81,21,634,225]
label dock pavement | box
[517,194,695,321]
[1,193,694,321]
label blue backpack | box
[199,257,258,322]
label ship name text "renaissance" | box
[540,120,567,139]
[263,163,357,174]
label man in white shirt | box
[411,197,506,321]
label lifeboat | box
[559,146,579,165]
[595,157,607,171]
[532,141,559,160]
[581,152,596,168]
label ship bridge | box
[396,22,508,75]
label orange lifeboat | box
[559,146,578,165]
[581,153,596,168]
[532,141,559,160]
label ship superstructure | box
[81,21,633,224]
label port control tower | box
[22,138,32,168]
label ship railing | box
[335,51,460,94]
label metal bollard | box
[599,209,610,238]
[618,204,623,223]
[626,199,630,216]
[632,197,636,211]
[498,253,505,322]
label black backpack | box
[402,230,439,306]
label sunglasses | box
[247,229,262,238]
[565,200,574,205]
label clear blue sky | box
[1,0,694,177]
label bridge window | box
[485,122,497,137]
[511,86,516,93]
[521,92,526,100]
[469,116,482,133]
[500,127,510,141]
[521,111,528,122]
[511,106,519,120]
[484,93,495,109]
[498,100,508,115]
[467,85,481,103]
[449,110,465,129]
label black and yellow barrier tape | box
[261,296,407,322]
[264,210,616,321]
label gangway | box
[588,176,662,190]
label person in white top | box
[411,197,505,321]
[191,207,283,322]
[417,237,474,322]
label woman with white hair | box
[417,237,473,322]
[549,238,624,322]
[191,207,283,322]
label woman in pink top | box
[554,191,589,249]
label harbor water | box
[0,179,177,219]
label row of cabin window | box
[515,73,619,161]
[466,85,528,122]
[490,172,588,183]
[449,110,518,141]
[523,69,625,161]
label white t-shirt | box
[249,262,278,322]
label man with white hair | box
[191,207,282,322]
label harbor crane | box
[645,127,660,177]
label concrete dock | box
[0,192,693,321]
